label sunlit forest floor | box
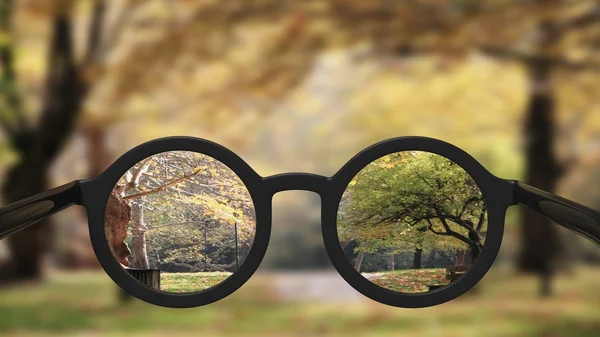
[161,272,232,293]
[365,268,449,293]
[0,266,600,336]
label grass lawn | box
[161,272,232,293]
[366,269,450,293]
[0,266,600,336]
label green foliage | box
[338,151,488,258]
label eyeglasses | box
[1,136,599,308]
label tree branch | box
[98,0,144,63]
[122,162,150,194]
[480,46,600,72]
[34,13,87,164]
[426,218,445,235]
[83,0,107,66]
[426,218,467,246]
[442,214,479,234]
[435,213,472,246]
[458,196,483,218]
[148,221,205,231]
[556,3,600,35]
[412,168,437,190]
[477,207,487,232]
[376,177,392,190]
[124,167,203,200]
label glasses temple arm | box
[0,181,81,240]
[514,182,600,245]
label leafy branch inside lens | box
[337,152,488,272]
[105,152,256,272]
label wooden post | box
[118,268,161,303]
[456,250,466,266]
[234,221,239,270]
[204,224,208,268]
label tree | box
[327,0,600,294]
[0,1,104,280]
[106,151,256,272]
[338,152,488,272]
[0,0,317,279]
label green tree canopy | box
[338,151,488,261]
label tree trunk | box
[456,250,466,266]
[2,164,49,280]
[518,60,562,297]
[413,248,423,269]
[131,201,149,269]
[388,253,395,271]
[470,244,482,263]
[84,126,111,177]
[354,251,365,272]
[1,14,87,281]
[425,250,437,268]
[105,190,131,266]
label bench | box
[445,265,469,282]
[427,266,469,292]
[427,284,446,291]
[118,268,161,302]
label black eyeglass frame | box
[1,136,599,308]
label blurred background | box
[1,0,600,336]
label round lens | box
[104,151,256,294]
[337,151,487,294]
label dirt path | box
[268,271,365,301]
[360,272,384,281]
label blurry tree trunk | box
[85,126,111,177]
[131,201,149,269]
[456,250,465,266]
[1,13,89,281]
[3,165,50,280]
[413,248,422,269]
[425,250,436,268]
[354,251,364,272]
[58,126,112,269]
[518,60,562,297]
[388,254,395,271]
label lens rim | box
[82,137,270,308]
[322,136,513,308]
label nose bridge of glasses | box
[263,173,330,194]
